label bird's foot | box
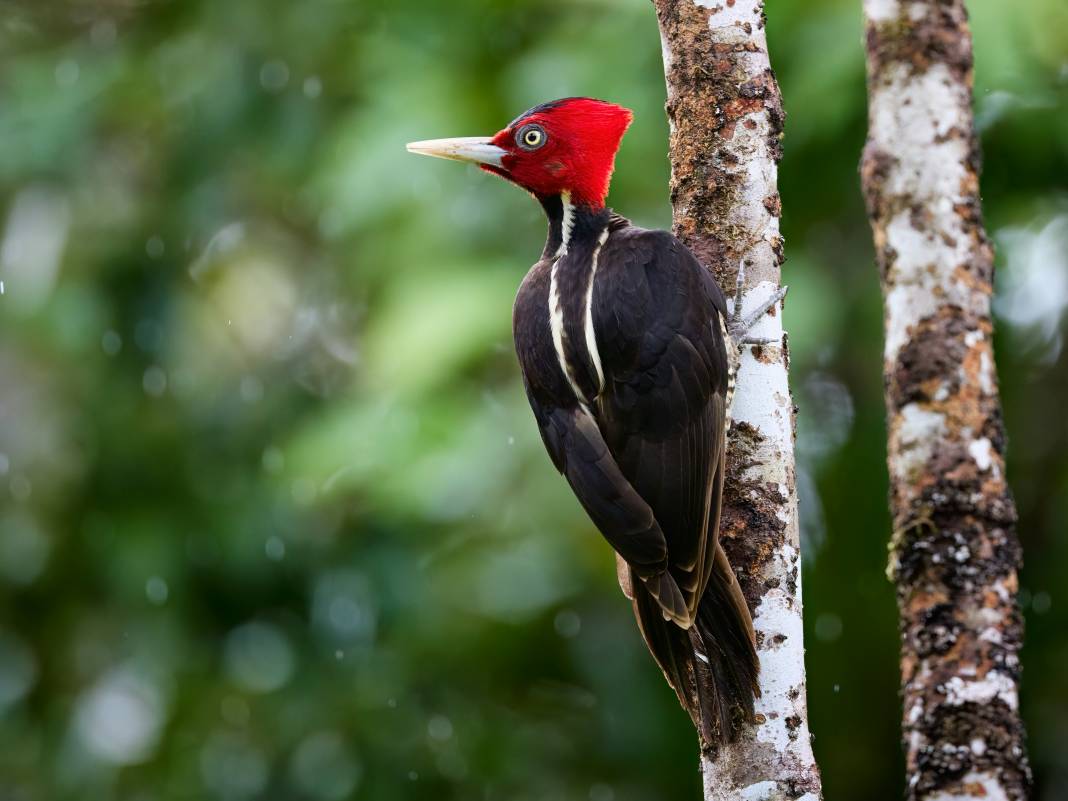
[739,333,780,347]
[727,265,787,350]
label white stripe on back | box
[583,228,610,394]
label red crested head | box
[407,98,633,208]
[485,98,633,207]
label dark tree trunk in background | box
[653,1,823,798]
[860,1,1031,798]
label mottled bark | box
[653,2,823,799]
[860,1,1030,799]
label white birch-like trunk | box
[652,2,823,798]
[861,1,1030,798]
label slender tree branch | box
[653,2,823,798]
[860,1,1031,798]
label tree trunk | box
[653,2,823,799]
[860,2,1031,799]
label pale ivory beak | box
[405,136,507,168]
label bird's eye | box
[516,124,546,150]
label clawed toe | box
[728,284,788,348]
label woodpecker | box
[408,98,784,747]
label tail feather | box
[638,569,690,626]
[630,543,759,749]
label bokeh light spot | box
[224,622,295,694]
[289,731,361,801]
[73,668,167,765]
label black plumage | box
[513,200,760,747]
[406,96,763,750]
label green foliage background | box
[0,1,1066,799]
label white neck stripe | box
[555,191,574,258]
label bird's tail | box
[630,543,760,749]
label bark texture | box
[860,2,1030,799]
[653,2,822,799]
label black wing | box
[513,254,690,620]
[592,226,730,620]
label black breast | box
[513,260,572,407]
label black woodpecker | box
[407,97,785,748]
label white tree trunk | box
[653,2,823,798]
[861,1,1030,799]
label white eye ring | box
[516,124,546,150]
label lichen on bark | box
[860,1,1030,799]
[653,1,823,799]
